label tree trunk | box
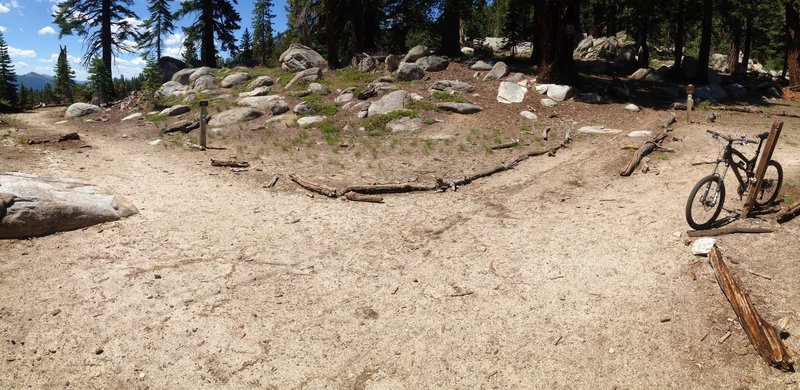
[440,0,462,57]
[200,0,216,67]
[728,24,741,74]
[591,3,604,37]
[638,8,650,69]
[324,0,340,68]
[605,3,616,37]
[101,0,113,80]
[695,0,713,84]
[536,0,577,84]
[742,8,754,73]
[673,0,685,78]
[156,19,162,60]
[350,0,364,54]
[787,2,800,84]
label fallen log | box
[343,192,384,203]
[709,105,763,114]
[288,173,338,197]
[58,132,80,142]
[342,182,440,194]
[774,110,800,119]
[266,175,279,188]
[490,139,520,150]
[708,247,793,371]
[687,226,774,237]
[620,132,668,176]
[777,200,800,223]
[211,159,249,168]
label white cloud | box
[165,33,184,46]
[7,46,36,58]
[38,26,56,35]
[0,4,10,13]
[14,61,29,69]
[0,25,6,32]
[164,46,184,59]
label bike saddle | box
[757,132,769,140]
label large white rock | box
[497,81,528,104]
[396,63,425,81]
[0,172,138,238]
[236,96,289,115]
[171,68,197,85]
[280,43,327,72]
[297,116,326,127]
[483,62,509,81]
[546,85,574,101]
[541,98,557,108]
[157,81,189,97]
[159,105,191,117]
[431,80,475,93]
[247,75,274,90]
[65,103,101,118]
[192,75,215,91]
[436,102,482,114]
[121,112,142,121]
[189,67,213,84]
[624,103,641,112]
[520,110,538,120]
[403,45,431,63]
[238,86,272,98]
[207,107,263,127]
[221,72,252,88]
[367,90,409,117]
[285,67,323,89]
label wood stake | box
[708,247,793,371]
[199,100,208,149]
[742,121,782,218]
[686,226,774,237]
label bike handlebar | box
[706,129,758,145]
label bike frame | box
[710,136,765,196]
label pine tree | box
[0,31,18,109]
[53,0,140,84]
[252,0,276,66]
[54,46,77,104]
[88,57,115,104]
[175,0,241,67]
[139,0,176,59]
[18,84,29,108]
[141,57,162,103]
[182,27,199,66]
[238,29,254,66]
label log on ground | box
[777,200,800,223]
[708,247,793,371]
[686,226,774,237]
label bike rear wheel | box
[754,160,783,207]
[686,175,726,230]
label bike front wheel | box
[754,160,783,207]
[686,175,726,230]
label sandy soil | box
[2,91,800,388]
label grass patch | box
[408,99,437,111]
[304,94,339,116]
[432,91,465,103]
[266,67,295,87]
[362,110,418,136]
[146,113,167,122]
[322,68,376,91]
[423,117,438,125]
[317,120,341,146]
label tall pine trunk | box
[741,10,754,73]
[200,0,216,67]
[350,0,364,54]
[787,2,800,84]
[591,3,604,37]
[673,0,685,78]
[440,0,462,57]
[605,3,616,37]
[695,0,713,84]
[101,0,113,81]
[728,24,741,74]
[324,0,340,68]
[536,0,576,84]
[638,9,649,69]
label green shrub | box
[303,94,339,116]
[362,110,418,136]
[431,91,465,103]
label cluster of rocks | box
[384,45,450,81]
[573,32,638,70]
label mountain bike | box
[685,130,783,230]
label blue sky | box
[0,0,289,81]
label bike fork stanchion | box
[742,121,783,218]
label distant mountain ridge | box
[17,72,54,91]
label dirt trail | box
[1,108,799,388]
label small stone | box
[691,237,716,256]
[660,317,671,323]
[623,103,640,112]
[578,125,622,135]
[154,274,162,279]
[297,116,326,127]
[706,112,717,123]
[94,348,104,355]
[627,130,652,138]
[520,110,538,120]
[148,139,163,146]
[541,98,557,108]
[51,309,61,316]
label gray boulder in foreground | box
[65,103,101,118]
[0,172,138,239]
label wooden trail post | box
[199,100,208,149]
[742,121,782,218]
[686,84,694,123]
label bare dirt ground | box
[2,90,800,388]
